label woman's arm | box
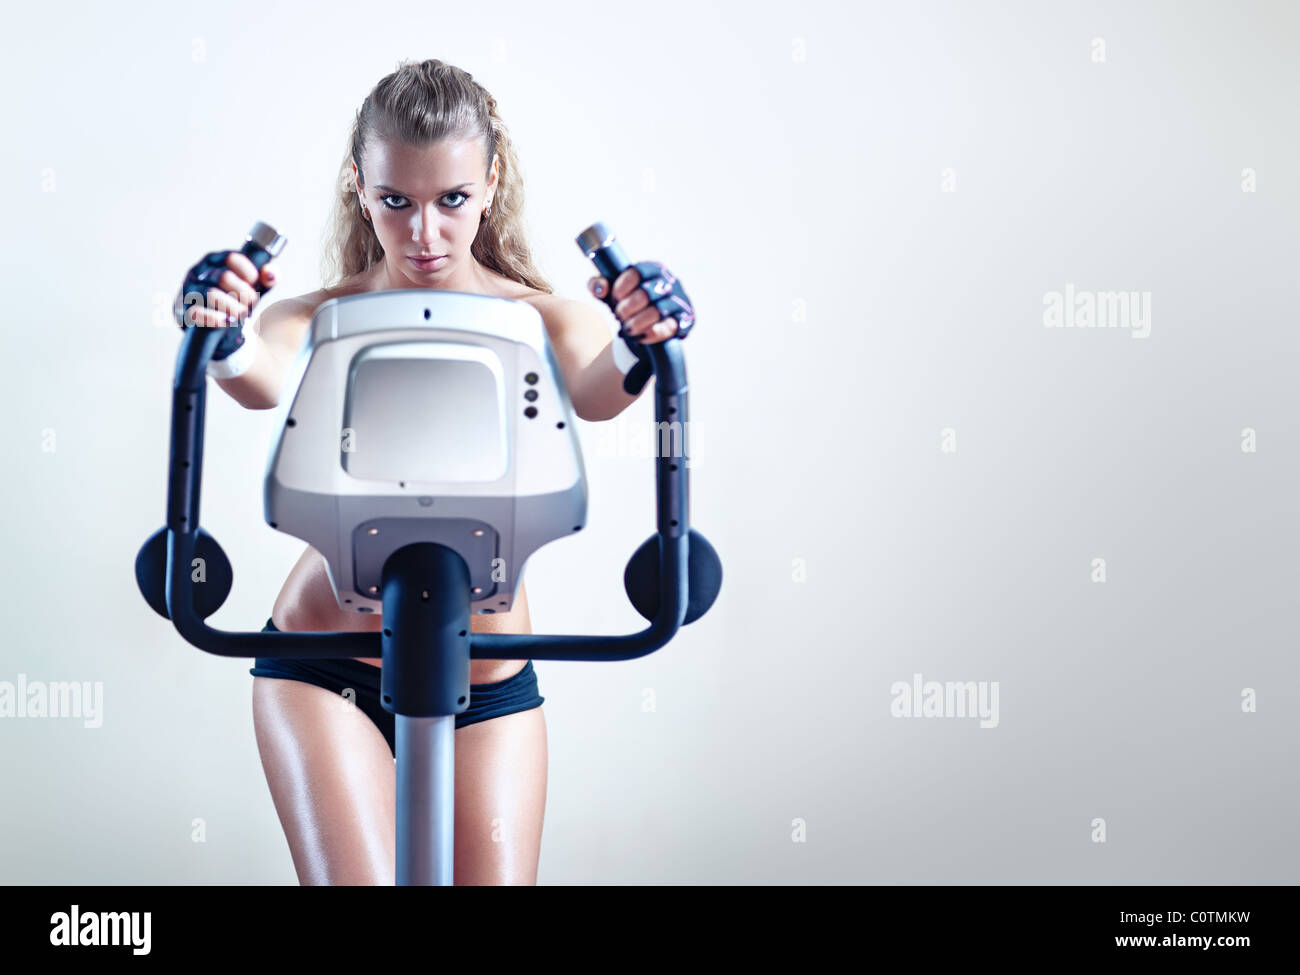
[210,299,310,410]
[540,299,644,422]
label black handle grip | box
[575,221,652,394]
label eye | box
[378,192,470,211]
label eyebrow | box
[373,182,474,196]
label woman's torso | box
[269,264,552,678]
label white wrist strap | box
[207,329,260,379]
[611,333,641,375]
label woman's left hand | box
[588,260,695,345]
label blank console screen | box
[341,342,508,483]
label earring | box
[483,203,492,218]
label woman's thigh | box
[252,674,397,884]
[253,676,548,885]
[452,705,549,885]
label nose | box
[410,203,441,244]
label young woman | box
[185,58,693,884]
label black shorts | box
[249,618,544,755]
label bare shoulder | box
[262,291,321,319]
[517,291,601,332]
[294,276,373,315]
[463,267,586,330]
[252,292,320,351]
[255,276,370,348]
[517,290,563,318]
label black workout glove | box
[608,260,696,395]
[173,250,250,361]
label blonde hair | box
[321,58,553,295]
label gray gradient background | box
[1,0,1296,884]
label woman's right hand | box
[175,250,278,328]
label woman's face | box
[354,136,498,287]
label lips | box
[408,254,447,270]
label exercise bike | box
[135,220,722,885]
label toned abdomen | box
[270,544,531,683]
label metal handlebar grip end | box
[575,222,614,258]
[575,221,629,288]
[247,221,287,258]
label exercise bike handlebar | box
[144,223,706,664]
